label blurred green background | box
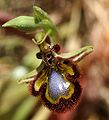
[0,0,109,120]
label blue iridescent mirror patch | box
[48,70,71,99]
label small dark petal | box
[41,81,82,113]
[36,52,42,59]
[47,53,51,58]
[63,59,70,64]
[53,44,60,53]
[48,59,52,64]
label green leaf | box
[57,46,93,62]
[2,16,38,32]
[33,6,51,23]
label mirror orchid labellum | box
[2,6,93,113]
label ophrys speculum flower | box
[2,6,93,113]
[23,42,92,113]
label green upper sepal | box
[56,46,93,62]
[33,6,59,44]
[33,6,56,33]
[33,6,51,23]
[2,16,38,32]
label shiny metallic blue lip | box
[48,69,70,99]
